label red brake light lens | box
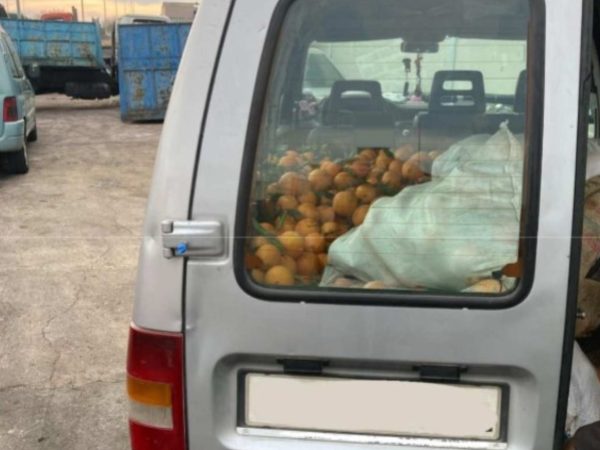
[3,96,17,122]
[127,324,186,450]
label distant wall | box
[161,2,197,22]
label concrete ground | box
[0,95,161,449]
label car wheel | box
[4,140,29,175]
[27,125,38,143]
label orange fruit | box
[408,151,430,164]
[364,280,387,289]
[358,148,377,161]
[352,204,370,226]
[255,244,282,268]
[467,278,502,293]
[296,252,320,277]
[281,255,297,274]
[278,231,304,257]
[305,232,326,253]
[375,151,392,170]
[265,265,295,286]
[333,191,358,217]
[259,222,276,234]
[266,183,280,195]
[277,194,298,211]
[355,184,377,204]
[388,160,403,174]
[407,152,432,173]
[319,196,332,206]
[278,154,301,168]
[333,172,357,190]
[285,150,299,157]
[250,269,265,284]
[321,160,342,177]
[279,172,310,195]
[297,203,320,220]
[394,144,415,161]
[245,252,262,269]
[303,151,315,162]
[321,221,339,239]
[401,161,425,182]
[428,150,442,160]
[298,191,318,205]
[250,236,269,249]
[317,253,328,271]
[333,277,355,288]
[308,169,333,192]
[318,205,335,223]
[349,159,371,178]
[295,218,320,236]
[382,170,403,189]
[366,169,382,185]
[336,220,350,235]
[276,215,296,232]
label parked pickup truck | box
[0,18,117,99]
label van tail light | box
[3,96,17,122]
[127,324,186,450]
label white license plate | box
[244,373,503,441]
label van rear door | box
[184,0,591,448]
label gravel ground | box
[0,95,161,449]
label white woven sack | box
[322,124,523,291]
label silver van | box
[127,0,595,449]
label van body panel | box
[136,0,588,447]
[132,0,232,332]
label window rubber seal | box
[552,0,594,447]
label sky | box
[3,0,196,20]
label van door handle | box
[161,220,225,259]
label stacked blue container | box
[118,23,191,122]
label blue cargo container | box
[0,19,115,99]
[0,19,105,68]
[118,23,191,122]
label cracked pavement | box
[0,95,161,449]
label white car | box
[0,25,36,174]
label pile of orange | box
[245,145,440,287]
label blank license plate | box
[243,373,502,441]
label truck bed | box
[0,19,105,69]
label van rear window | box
[240,0,541,301]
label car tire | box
[27,126,38,143]
[4,141,29,175]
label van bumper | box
[0,120,25,153]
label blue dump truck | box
[117,23,191,121]
[0,19,117,99]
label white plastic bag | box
[566,343,600,437]
[321,124,523,291]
